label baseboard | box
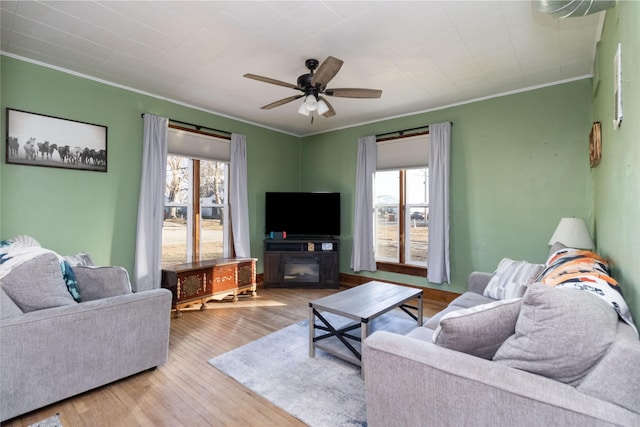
[339,273,460,305]
[256,272,460,305]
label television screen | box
[265,192,340,237]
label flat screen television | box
[265,192,340,238]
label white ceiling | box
[0,1,602,136]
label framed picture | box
[590,122,602,168]
[6,108,107,172]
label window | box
[374,133,429,275]
[374,168,428,274]
[162,127,230,265]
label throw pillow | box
[483,258,544,300]
[493,283,618,386]
[60,259,81,301]
[535,247,637,335]
[432,298,522,359]
[0,252,78,313]
[73,266,132,301]
[64,252,94,267]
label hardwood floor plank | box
[2,286,444,426]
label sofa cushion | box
[493,283,618,386]
[423,292,495,329]
[73,266,132,301]
[406,325,434,342]
[449,291,495,309]
[432,298,522,359]
[577,322,640,414]
[483,258,544,300]
[0,288,23,319]
[0,252,77,313]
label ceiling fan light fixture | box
[298,102,310,116]
[316,99,329,115]
[304,94,318,111]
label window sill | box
[376,262,427,277]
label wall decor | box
[592,43,600,97]
[6,108,107,172]
[613,43,623,129]
[590,122,602,168]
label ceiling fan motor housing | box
[298,58,321,95]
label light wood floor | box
[2,286,446,427]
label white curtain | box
[134,114,168,292]
[427,122,452,284]
[351,135,377,272]
[230,133,251,258]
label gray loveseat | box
[0,244,172,422]
[363,248,640,426]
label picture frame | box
[6,108,108,172]
[590,121,602,168]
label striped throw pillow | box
[483,258,544,300]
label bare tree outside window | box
[162,156,228,265]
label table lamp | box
[548,217,595,250]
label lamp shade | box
[548,217,594,249]
[304,95,318,111]
[316,99,329,115]
[298,102,310,116]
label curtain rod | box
[375,121,453,139]
[140,114,231,136]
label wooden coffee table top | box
[309,281,422,322]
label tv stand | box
[263,237,339,289]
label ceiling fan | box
[243,56,382,119]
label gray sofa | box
[364,264,640,426]
[0,252,172,422]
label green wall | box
[0,55,300,275]
[1,54,599,303]
[592,1,640,322]
[303,80,594,295]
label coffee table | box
[308,281,423,367]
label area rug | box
[208,310,423,427]
[28,413,62,427]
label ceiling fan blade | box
[319,96,336,118]
[324,88,382,98]
[244,73,299,90]
[261,95,303,110]
[311,56,344,87]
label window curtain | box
[134,113,169,292]
[230,133,251,258]
[351,135,377,272]
[427,122,452,284]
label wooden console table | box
[161,258,257,317]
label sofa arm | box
[468,271,493,294]
[363,331,640,427]
[74,266,132,301]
